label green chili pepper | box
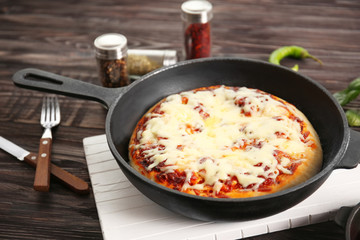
[333,77,360,106]
[333,77,360,126]
[269,46,322,71]
[346,110,360,127]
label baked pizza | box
[129,85,322,198]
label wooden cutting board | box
[83,134,360,240]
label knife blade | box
[0,136,90,194]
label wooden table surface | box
[1,0,359,239]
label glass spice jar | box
[94,33,130,88]
[127,49,178,76]
[181,0,213,60]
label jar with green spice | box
[127,49,178,76]
[94,33,130,87]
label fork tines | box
[41,96,60,129]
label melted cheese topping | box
[130,86,321,197]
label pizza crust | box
[129,86,322,198]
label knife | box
[0,136,90,194]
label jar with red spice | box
[181,0,213,60]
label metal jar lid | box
[94,33,128,60]
[181,0,213,24]
[163,50,178,66]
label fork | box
[33,96,61,192]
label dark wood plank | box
[0,0,359,239]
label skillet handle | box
[334,206,352,229]
[336,129,360,169]
[12,68,126,109]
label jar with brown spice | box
[94,33,130,87]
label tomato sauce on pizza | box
[129,86,322,198]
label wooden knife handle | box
[24,153,90,194]
[33,137,52,192]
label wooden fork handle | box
[24,153,90,194]
[33,137,52,192]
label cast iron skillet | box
[12,57,360,221]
